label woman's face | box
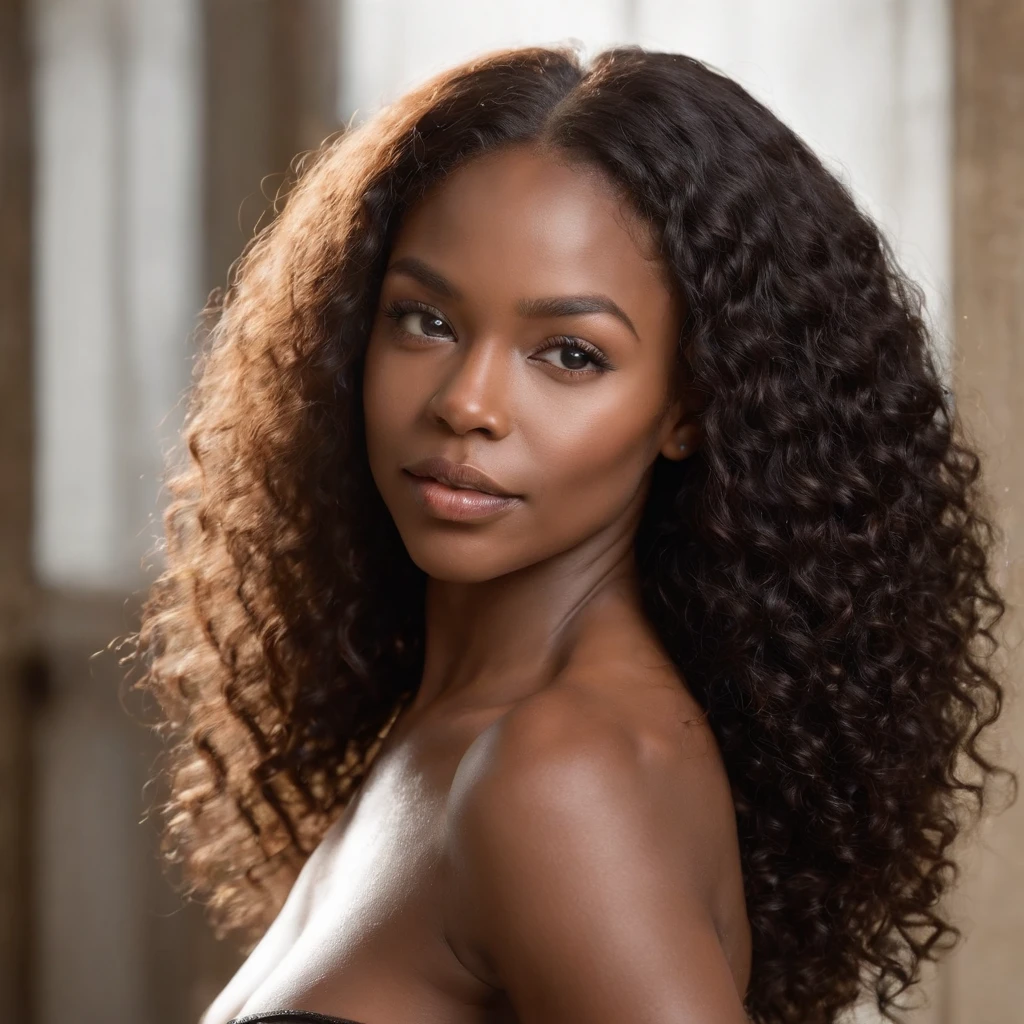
[362,143,697,582]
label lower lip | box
[403,471,522,521]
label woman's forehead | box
[389,146,679,325]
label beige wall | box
[939,0,1024,1019]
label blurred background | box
[0,1,1020,1022]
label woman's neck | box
[414,544,645,714]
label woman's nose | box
[426,336,513,437]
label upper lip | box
[403,456,517,497]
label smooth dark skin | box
[203,144,752,1024]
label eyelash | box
[380,299,614,377]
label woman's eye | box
[534,341,606,375]
[383,302,454,340]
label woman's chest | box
[218,715,502,1023]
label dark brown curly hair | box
[127,42,1016,1024]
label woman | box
[132,43,1013,1024]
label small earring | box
[678,443,686,451]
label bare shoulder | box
[447,676,736,890]
[443,680,750,1021]
[447,684,649,838]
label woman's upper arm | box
[444,694,751,1024]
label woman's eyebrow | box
[385,256,640,341]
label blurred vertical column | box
[202,0,342,301]
[943,0,1024,1021]
[0,0,36,1018]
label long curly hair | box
[128,42,1015,1024]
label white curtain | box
[33,0,202,591]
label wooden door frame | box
[0,0,37,1017]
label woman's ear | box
[659,378,704,462]
[661,418,702,462]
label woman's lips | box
[403,470,523,522]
